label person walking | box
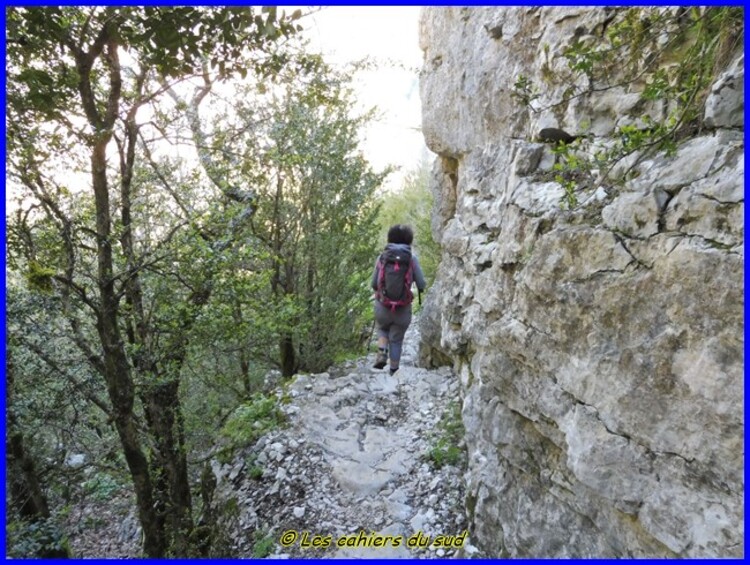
[371,224,426,375]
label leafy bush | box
[82,472,123,501]
[220,393,285,447]
[252,530,276,558]
[427,400,466,469]
[6,517,70,558]
[208,57,386,376]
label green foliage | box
[208,57,386,374]
[511,74,540,107]
[242,454,265,481]
[6,7,301,92]
[6,6,306,556]
[252,530,276,558]
[427,400,466,469]
[428,440,463,469]
[220,393,285,447]
[6,518,70,558]
[224,497,240,518]
[377,158,441,286]
[248,466,264,481]
[333,348,367,364]
[550,142,595,209]
[6,284,115,515]
[82,473,123,502]
[511,7,743,204]
[215,449,233,466]
[24,261,56,293]
[555,175,579,210]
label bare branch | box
[137,130,194,219]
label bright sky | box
[298,6,429,190]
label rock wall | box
[418,7,743,558]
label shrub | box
[6,517,70,558]
[252,530,276,558]
[220,393,286,447]
[427,400,466,469]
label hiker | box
[372,224,426,375]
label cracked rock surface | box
[419,6,743,559]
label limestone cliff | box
[418,7,743,557]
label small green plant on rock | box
[551,141,594,209]
[252,530,276,558]
[244,454,265,481]
[511,74,540,107]
[556,176,579,210]
[511,7,743,206]
[220,393,286,449]
[427,400,466,469]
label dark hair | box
[387,224,414,245]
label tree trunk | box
[142,378,193,556]
[232,301,253,395]
[116,81,197,555]
[240,355,252,396]
[90,137,167,557]
[75,26,187,555]
[280,335,297,378]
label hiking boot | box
[373,350,388,369]
[390,366,399,376]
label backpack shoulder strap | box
[377,253,387,289]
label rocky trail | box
[66,315,478,558]
[212,315,479,558]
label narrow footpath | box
[213,316,478,558]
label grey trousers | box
[374,301,412,366]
